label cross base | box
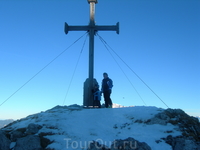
[83,78,98,107]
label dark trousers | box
[93,100,101,108]
[103,91,112,108]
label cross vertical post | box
[64,0,119,107]
[88,0,96,108]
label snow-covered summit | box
[1,104,200,150]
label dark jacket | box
[92,86,101,101]
[101,77,113,93]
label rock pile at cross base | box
[0,106,200,150]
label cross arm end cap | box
[116,22,120,34]
[87,0,98,4]
[64,22,69,34]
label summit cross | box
[64,0,119,107]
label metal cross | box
[64,0,119,107]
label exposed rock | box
[147,108,200,149]
[110,137,151,150]
[143,108,200,149]
[146,116,167,125]
[0,130,10,150]
[88,141,109,150]
[173,137,198,150]
[25,123,42,135]
[67,104,83,110]
[163,135,200,150]
[87,138,151,150]
[147,108,200,142]
[15,135,43,150]
[47,104,83,112]
[10,130,24,142]
[39,134,53,149]
[2,106,200,150]
[146,111,170,125]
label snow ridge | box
[2,105,184,150]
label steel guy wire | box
[0,32,88,107]
[62,33,88,105]
[97,33,169,108]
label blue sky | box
[0,0,199,119]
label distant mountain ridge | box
[0,119,14,128]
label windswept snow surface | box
[4,105,181,150]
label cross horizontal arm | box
[64,22,119,34]
[64,23,89,34]
[95,22,119,34]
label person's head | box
[103,72,108,79]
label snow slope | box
[4,105,182,150]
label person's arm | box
[108,79,113,90]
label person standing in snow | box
[101,72,113,108]
[92,84,101,108]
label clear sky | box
[0,0,199,120]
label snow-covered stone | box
[25,123,42,135]
[1,105,200,150]
[14,135,42,150]
[10,130,24,142]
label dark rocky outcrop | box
[88,137,151,150]
[146,108,200,149]
[25,123,42,135]
[163,135,200,150]
[0,130,10,150]
[110,137,151,150]
[1,123,51,150]
[88,141,109,150]
[10,129,24,142]
[1,107,200,150]
[14,135,43,150]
